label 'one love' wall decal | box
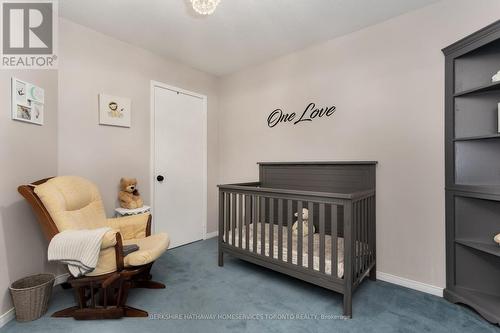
[267,102,336,128]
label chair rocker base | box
[53,305,148,320]
[130,263,166,289]
[133,280,166,289]
[52,262,164,320]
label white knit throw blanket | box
[48,227,111,277]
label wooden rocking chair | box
[18,176,170,320]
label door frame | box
[150,80,208,240]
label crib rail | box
[218,183,376,290]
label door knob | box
[157,175,164,182]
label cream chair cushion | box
[34,176,107,231]
[123,233,169,267]
[34,176,169,276]
[107,215,149,240]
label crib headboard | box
[258,161,377,194]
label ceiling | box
[60,0,440,76]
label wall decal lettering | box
[267,103,336,128]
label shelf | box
[455,139,500,186]
[446,185,500,200]
[454,134,500,142]
[454,80,500,97]
[455,239,500,257]
[445,287,500,324]
[454,196,500,244]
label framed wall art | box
[98,94,131,128]
[11,77,44,125]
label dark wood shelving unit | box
[443,20,500,325]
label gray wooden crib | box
[217,161,377,318]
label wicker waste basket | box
[9,273,55,322]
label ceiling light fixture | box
[190,0,221,15]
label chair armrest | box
[114,232,124,271]
[101,229,118,249]
[106,213,151,240]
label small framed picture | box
[98,94,131,128]
[11,77,44,125]
[16,105,31,120]
[14,79,27,105]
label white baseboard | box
[0,308,15,329]
[204,231,218,239]
[377,271,443,297]
[0,273,69,328]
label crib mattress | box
[228,222,345,278]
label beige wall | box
[217,0,500,288]
[0,70,60,314]
[57,19,220,232]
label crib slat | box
[364,198,368,272]
[354,201,358,278]
[331,204,338,278]
[362,200,365,273]
[253,196,258,253]
[344,202,354,288]
[319,203,325,273]
[245,195,250,251]
[353,201,356,278]
[269,198,274,259]
[231,193,236,246]
[363,199,366,272]
[370,197,376,264]
[297,201,303,267]
[358,200,362,278]
[261,197,266,256]
[238,194,243,248]
[371,196,375,264]
[368,197,372,266]
[369,197,372,267]
[278,199,283,261]
[287,200,293,263]
[356,201,361,278]
[366,198,369,265]
[219,191,224,245]
[367,197,371,263]
[308,202,314,270]
[361,199,365,274]
[225,193,230,243]
[354,201,360,279]
[373,195,377,266]
[361,199,366,274]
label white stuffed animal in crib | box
[292,208,315,237]
[492,70,500,82]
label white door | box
[153,83,206,248]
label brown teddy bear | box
[119,178,144,209]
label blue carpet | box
[2,238,499,333]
